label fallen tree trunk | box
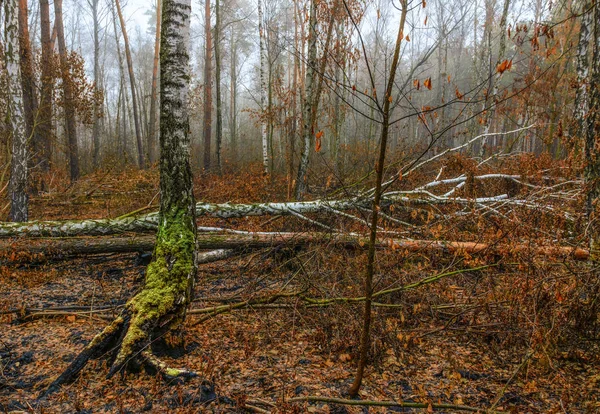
[0,231,589,262]
[0,190,542,238]
[0,198,374,238]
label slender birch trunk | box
[258,0,269,175]
[6,0,28,222]
[43,0,197,396]
[115,0,144,168]
[148,0,161,166]
[573,0,592,142]
[54,0,80,182]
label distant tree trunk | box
[214,0,223,174]
[90,0,101,169]
[573,1,592,142]
[114,0,144,168]
[111,3,130,160]
[585,0,600,259]
[18,0,41,182]
[480,0,510,155]
[6,0,28,222]
[295,3,334,199]
[332,21,346,175]
[203,0,212,171]
[38,0,53,176]
[148,0,161,166]
[43,0,197,395]
[54,0,80,182]
[295,0,317,200]
[288,0,300,198]
[258,0,269,175]
[229,28,237,166]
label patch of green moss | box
[118,207,196,362]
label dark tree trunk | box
[585,0,600,259]
[90,0,102,169]
[38,0,53,176]
[214,0,222,174]
[54,0,80,182]
[203,0,213,171]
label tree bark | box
[295,0,318,199]
[148,0,162,167]
[5,0,28,222]
[229,28,238,165]
[115,0,144,168]
[42,0,197,396]
[585,0,600,260]
[214,0,223,174]
[90,0,102,169]
[258,0,269,175]
[479,0,511,155]
[573,1,592,143]
[203,0,213,171]
[1,233,589,263]
[38,0,53,176]
[54,0,80,182]
[17,0,42,184]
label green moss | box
[165,368,182,377]
[118,207,196,361]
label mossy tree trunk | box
[43,0,197,396]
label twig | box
[288,396,497,413]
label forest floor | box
[1,163,599,413]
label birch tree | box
[5,0,28,222]
[573,0,593,141]
[43,0,197,393]
[258,0,269,175]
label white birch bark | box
[574,0,592,140]
[258,0,269,175]
[295,0,317,199]
[5,0,28,222]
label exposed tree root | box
[40,297,195,399]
